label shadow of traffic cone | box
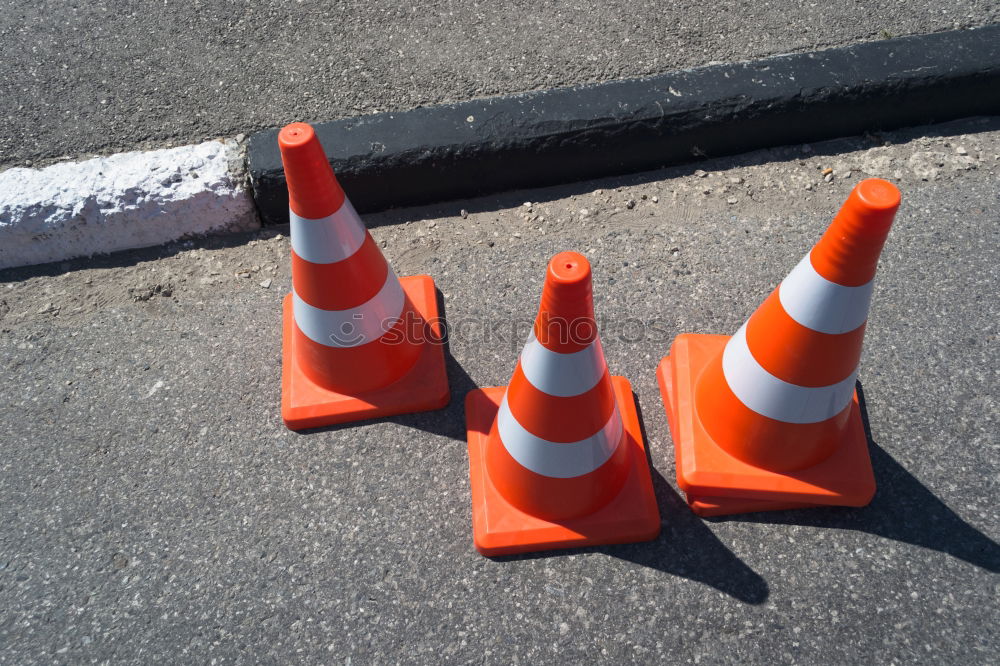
[278,122,449,429]
[465,252,660,555]
[657,178,901,516]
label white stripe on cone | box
[290,199,366,265]
[496,394,623,478]
[722,323,857,424]
[519,333,607,397]
[292,269,406,348]
[778,255,874,334]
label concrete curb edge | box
[247,24,1000,224]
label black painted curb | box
[249,24,1000,224]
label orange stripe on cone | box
[744,290,866,387]
[695,353,849,471]
[293,316,421,395]
[485,415,632,521]
[291,233,389,311]
[657,179,900,516]
[505,363,617,443]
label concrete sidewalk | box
[1,118,997,663]
[1,1,998,169]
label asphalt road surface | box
[1,1,999,169]
[1,118,998,663]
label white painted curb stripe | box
[0,139,258,270]
[778,255,874,334]
[290,199,366,265]
[497,394,623,478]
[292,269,405,348]
[723,323,857,424]
[519,333,607,397]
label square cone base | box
[465,377,661,557]
[657,333,876,518]
[281,275,450,430]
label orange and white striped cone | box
[657,178,901,516]
[465,252,660,555]
[278,122,449,429]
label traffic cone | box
[278,122,449,429]
[465,252,660,555]
[657,178,901,516]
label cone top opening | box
[547,251,591,287]
[855,178,901,213]
[278,122,316,150]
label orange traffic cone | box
[657,178,901,516]
[465,252,660,555]
[278,122,449,429]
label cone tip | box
[278,122,316,151]
[854,178,901,213]
[547,251,591,286]
[536,251,596,351]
